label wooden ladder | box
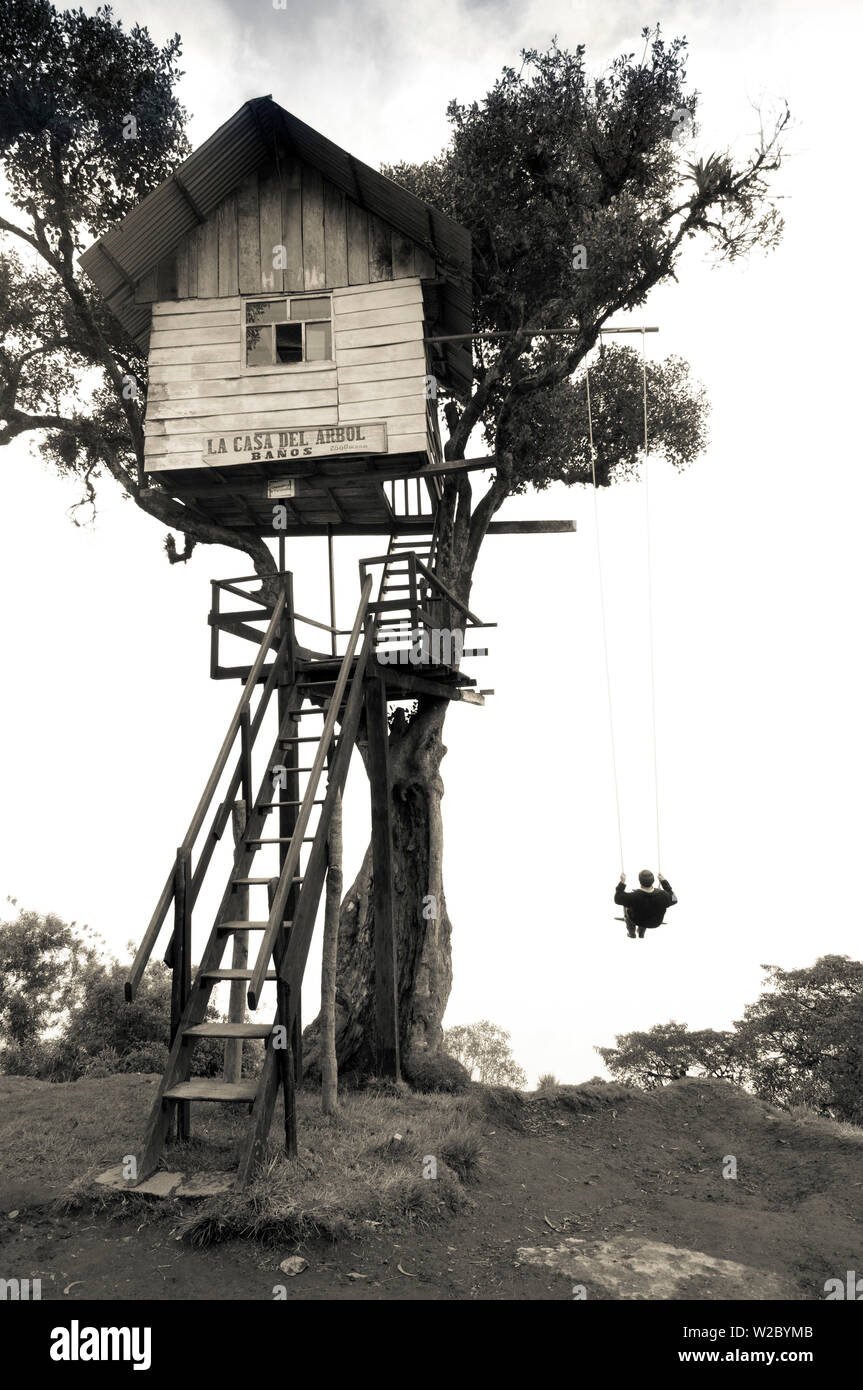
[129,574,375,1187]
[374,506,442,660]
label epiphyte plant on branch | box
[0,7,789,1075]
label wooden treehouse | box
[81,98,573,1188]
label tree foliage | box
[596,1020,746,1090]
[444,1020,527,1087]
[384,30,787,583]
[733,956,863,1120]
[0,908,227,1080]
[0,1,274,574]
[597,957,863,1124]
[0,905,99,1049]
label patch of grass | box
[439,1127,484,1183]
[177,1089,482,1246]
[785,1104,863,1143]
[0,1073,162,1191]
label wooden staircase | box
[125,571,374,1187]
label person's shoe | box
[627,929,636,938]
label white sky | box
[1,0,861,1085]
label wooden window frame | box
[241,293,334,374]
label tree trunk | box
[321,791,342,1113]
[302,467,486,1082]
[303,695,453,1078]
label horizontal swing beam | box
[424,326,659,344]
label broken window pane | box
[275,322,303,363]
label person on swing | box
[614,870,677,938]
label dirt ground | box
[1,1074,860,1300]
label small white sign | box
[267,478,297,499]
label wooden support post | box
[239,709,252,815]
[277,570,302,1094]
[269,877,297,1159]
[365,676,399,1078]
[210,580,219,679]
[170,847,192,1142]
[293,994,302,1085]
[407,550,420,654]
[327,526,337,657]
[224,803,249,1085]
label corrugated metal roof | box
[80,97,473,394]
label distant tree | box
[0,910,226,1080]
[598,1021,699,1088]
[444,1020,527,1087]
[733,956,863,1119]
[0,906,99,1056]
[824,991,863,1126]
[597,957,863,1125]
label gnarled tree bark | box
[303,694,454,1078]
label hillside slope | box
[0,1074,859,1300]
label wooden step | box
[184,1022,272,1039]
[163,1079,258,1103]
[201,968,278,981]
[217,919,291,933]
[232,876,303,886]
[246,837,315,846]
[259,799,324,809]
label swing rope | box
[586,359,625,877]
[586,331,663,880]
[641,329,662,877]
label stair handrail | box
[247,574,373,1009]
[126,585,289,1002]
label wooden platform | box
[296,654,482,706]
[153,449,433,533]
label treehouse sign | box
[203,422,388,468]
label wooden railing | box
[125,578,292,1003]
[246,574,374,1010]
[360,549,494,665]
[384,474,437,520]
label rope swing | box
[586,330,662,876]
[586,359,625,877]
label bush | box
[439,1127,484,1182]
[0,953,245,1082]
[402,1050,470,1094]
[536,1073,559,1093]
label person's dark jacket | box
[614,877,676,929]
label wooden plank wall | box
[331,281,428,460]
[144,278,433,472]
[137,158,437,305]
